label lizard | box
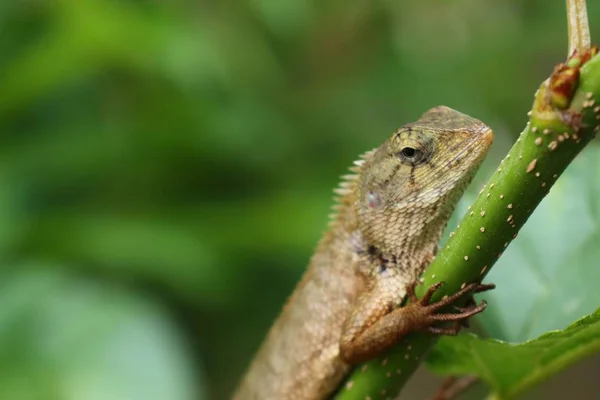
[233,106,494,400]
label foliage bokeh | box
[2,1,600,399]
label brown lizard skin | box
[233,106,493,400]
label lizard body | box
[234,106,493,400]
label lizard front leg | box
[339,280,494,364]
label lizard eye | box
[397,146,426,165]
[401,147,416,158]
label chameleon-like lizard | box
[234,106,494,399]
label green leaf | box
[427,308,600,399]
[0,266,205,400]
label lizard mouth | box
[462,125,494,165]
[474,126,494,163]
[480,127,494,147]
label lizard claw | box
[406,282,420,304]
[408,281,494,334]
[474,283,496,293]
[423,282,490,313]
[427,300,488,323]
[451,305,473,328]
[406,281,445,305]
[452,295,476,313]
[451,284,494,326]
[420,282,445,305]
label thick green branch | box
[332,52,600,400]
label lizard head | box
[355,106,493,256]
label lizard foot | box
[406,281,495,335]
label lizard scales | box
[234,106,494,399]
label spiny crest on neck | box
[326,150,375,230]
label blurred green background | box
[2,0,600,399]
